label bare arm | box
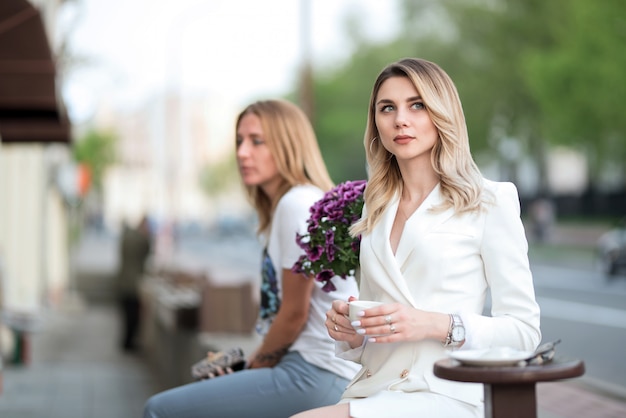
[248,269,314,368]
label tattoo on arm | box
[254,347,289,364]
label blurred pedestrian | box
[530,197,555,242]
[292,58,541,418]
[143,99,360,418]
[116,215,152,352]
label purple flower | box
[309,245,324,262]
[292,255,307,274]
[321,280,337,293]
[291,180,366,292]
[324,229,336,262]
[315,269,337,292]
[351,238,361,253]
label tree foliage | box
[305,0,625,189]
[312,45,403,183]
[72,128,117,191]
[396,0,560,187]
[523,0,626,183]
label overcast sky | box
[61,0,399,123]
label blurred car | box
[596,216,626,277]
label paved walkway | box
[0,302,160,418]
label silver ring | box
[385,315,392,324]
[389,323,396,333]
[334,324,339,332]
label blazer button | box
[366,369,372,378]
[400,369,409,379]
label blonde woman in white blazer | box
[292,58,541,418]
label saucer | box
[449,347,534,367]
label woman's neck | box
[398,162,439,205]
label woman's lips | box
[394,135,414,144]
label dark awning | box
[0,0,70,144]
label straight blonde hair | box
[236,99,334,234]
[351,58,488,236]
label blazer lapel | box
[395,184,455,267]
[366,198,414,304]
[365,184,455,307]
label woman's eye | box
[412,102,425,110]
[252,137,265,145]
[379,104,394,113]
[235,137,243,147]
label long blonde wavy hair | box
[351,58,489,236]
[236,99,334,234]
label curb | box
[575,375,626,402]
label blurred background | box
[0,0,625,417]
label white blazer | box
[338,180,541,406]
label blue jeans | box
[143,351,350,418]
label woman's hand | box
[349,302,449,344]
[326,297,364,348]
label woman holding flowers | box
[144,100,360,418]
[292,58,541,418]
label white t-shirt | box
[260,184,360,380]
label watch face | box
[452,326,465,341]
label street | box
[531,263,626,392]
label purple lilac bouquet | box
[292,180,367,292]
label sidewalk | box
[1,298,625,418]
[0,302,159,418]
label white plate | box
[449,347,535,367]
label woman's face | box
[236,113,282,197]
[374,76,438,164]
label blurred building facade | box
[96,89,249,233]
[0,0,73,364]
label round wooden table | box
[433,356,585,418]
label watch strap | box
[443,313,464,348]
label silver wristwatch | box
[443,314,465,348]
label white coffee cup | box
[348,300,383,323]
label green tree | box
[399,0,626,189]
[523,0,626,187]
[70,128,117,241]
[72,128,117,192]
[397,0,563,189]
[305,0,555,184]
[300,4,447,183]
[296,0,624,192]
[312,45,404,183]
